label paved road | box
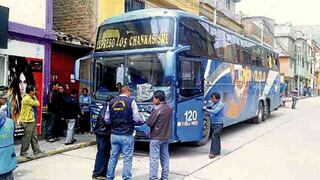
[14,97,320,180]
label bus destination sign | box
[96,29,173,51]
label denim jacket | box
[0,116,17,175]
[205,101,224,125]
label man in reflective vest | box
[106,86,144,180]
[0,101,17,180]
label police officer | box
[0,100,17,180]
[106,86,143,180]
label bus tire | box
[193,117,211,146]
[253,101,266,124]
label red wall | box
[51,45,91,94]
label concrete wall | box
[98,0,124,25]
[0,0,46,29]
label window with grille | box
[125,0,145,12]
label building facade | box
[52,0,94,94]
[0,0,55,133]
[274,24,296,95]
[242,16,275,48]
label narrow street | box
[14,97,320,180]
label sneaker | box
[34,151,45,156]
[46,138,55,143]
[54,137,60,141]
[20,153,31,159]
[71,139,77,143]
[92,176,106,180]
[65,142,74,145]
[96,176,106,180]
[208,154,215,159]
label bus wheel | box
[253,101,266,124]
[193,117,211,146]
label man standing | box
[203,92,224,159]
[20,85,43,158]
[64,89,81,145]
[46,81,60,142]
[92,95,114,179]
[147,90,172,180]
[0,101,17,180]
[106,86,143,180]
[79,88,92,133]
[291,88,298,109]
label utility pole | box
[214,0,217,24]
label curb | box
[17,141,96,164]
[283,96,310,102]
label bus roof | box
[101,8,199,25]
[101,8,276,53]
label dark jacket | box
[109,96,134,135]
[147,102,173,140]
[93,104,111,137]
[48,90,59,113]
[63,95,81,119]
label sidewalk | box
[15,133,96,163]
[283,95,309,102]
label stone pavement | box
[15,133,96,163]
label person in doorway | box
[92,95,115,179]
[19,85,44,158]
[203,92,224,159]
[79,88,92,133]
[46,81,60,142]
[0,99,17,180]
[147,90,173,180]
[106,86,144,180]
[64,89,82,145]
[291,88,298,109]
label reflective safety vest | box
[109,96,134,135]
[0,117,17,175]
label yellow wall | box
[98,0,125,25]
[145,0,199,15]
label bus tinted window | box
[179,18,210,57]
[96,17,174,51]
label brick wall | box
[53,0,97,42]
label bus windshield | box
[96,17,174,51]
[95,53,171,102]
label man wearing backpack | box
[92,95,115,180]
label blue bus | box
[75,9,281,145]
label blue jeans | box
[210,124,223,155]
[65,119,76,144]
[106,134,134,180]
[149,140,169,180]
[93,135,111,178]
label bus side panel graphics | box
[204,61,279,126]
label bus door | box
[75,54,95,91]
[75,55,97,128]
[176,56,205,142]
